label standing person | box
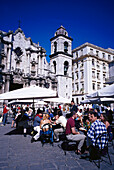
[11,109,21,128]
[1,103,9,126]
[66,111,86,154]
[70,100,78,113]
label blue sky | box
[0,0,114,62]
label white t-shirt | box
[56,116,67,128]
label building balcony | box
[92,76,96,79]
[75,79,78,83]
[75,67,78,71]
[96,66,100,70]
[92,65,95,68]
[80,88,84,94]
[80,64,83,68]
[80,76,84,80]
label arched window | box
[64,41,68,53]
[53,61,56,73]
[64,61,69,75]
[92,59,94,66]
[54,42,57,53]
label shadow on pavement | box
[4,127,32,136]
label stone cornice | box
[49,51,73,58]
[26,47,46,54]
[50,34,73,41]
[72,42,114,55]
[73,54,110,64]
[56,74,72,78]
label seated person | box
[100,113,113,141]
[40,113,51,132]
[31,108,43,143]
[11,109,21,128]
[48,108,54,121]
[53,111,67,142]
[87,111,107,151]
[66,111,86,154]
[83,114,91,131]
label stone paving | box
[0,117,114,170]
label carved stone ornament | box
[13,75,23,84]
[13,68,23,76]
[14,47,23,63]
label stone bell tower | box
[50,25,73,100]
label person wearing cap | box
[66,111,86,154]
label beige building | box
[72,43,114,104]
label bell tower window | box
[64,61,69,75]
[54,42,57,53]
[64,42,68,53]
[53,61,56,73]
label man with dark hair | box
[87,111,107,149]
[65,111,86,154]
[53,112,67,142]
[70,100,78,113]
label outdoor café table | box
[79,127,87,135]
[52,123,61,131]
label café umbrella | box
[44,96,71,104]
[0,85,57,100]
[0,85,57,112]
[86,84,114,98]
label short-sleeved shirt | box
[56,116,67,128]
[66,117,75,135]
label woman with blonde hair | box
[40,113,51,132]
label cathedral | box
[0,25,114,105]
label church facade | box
[0,26,114,104]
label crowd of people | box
[0,101,113,156]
